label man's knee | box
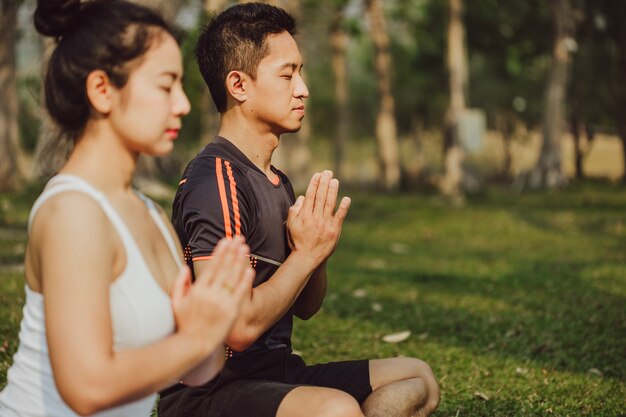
[316,391,364,417]
[389,357,440,414]
[406,358,440,414]
[279,387,364,417]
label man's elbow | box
[294,308,317,321]
[294,303,321,320]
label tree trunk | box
[441,0,467,200]
[0,0,26,191]
[330,3,349,180]
[496,112,513,179]
[570,111,584,180]
[618,124,626,184]
[534,0,574,188]
[365,0,400,191]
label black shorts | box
[158,349,371,417]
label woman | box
[0,0,254,416]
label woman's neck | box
[59,122,137,195]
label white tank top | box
[0,174,180,417]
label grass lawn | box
[1,182,624,416]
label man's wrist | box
[287,249,322,273]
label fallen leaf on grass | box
[473,391,490,401]
[587,368,603,377]
[382,330,411,343]
[352,288,367,298]
[389,242,409,254]
[366,259,387,269]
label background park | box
[1,0,625,415]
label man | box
[158,3,439,417]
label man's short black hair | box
[195,2,297,113]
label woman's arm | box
[32,193,252,415]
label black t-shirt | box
[172,136,296,358]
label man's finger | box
[324,178,339,218]
[313,170,332,215]
[289,195,305,217]
[333,196,351,224]
[301,173,321,214]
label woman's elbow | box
[226,325,258,352]
[57,373,117,415]
[60,388,109,416]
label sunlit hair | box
[195,2,296,113]
[34,0,178,139]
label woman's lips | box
[166,129,179,140]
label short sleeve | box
[172,156,253,262]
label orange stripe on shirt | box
[224,161,241,237]
[192,255,213,261]
[215,158,233,239]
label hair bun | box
[34,0,81,38]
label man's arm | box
[194,249,318,351]
[293,261,327,320]
[194,171,349,352]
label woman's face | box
[108,31,190,156]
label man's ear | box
[225,70,247,103]
[85,70,113,114]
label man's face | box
[245,31,309,136]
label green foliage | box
[1,184,624,415]
[17,75,42,153]
[294,183,625,416]
[464,0,552,128]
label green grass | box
[1,182,625,416]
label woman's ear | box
[85,70,113,114]
[225,70,247,103]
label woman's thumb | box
[171,265,192,308]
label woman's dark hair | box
[195,2,296,113]
[34,0,177,138]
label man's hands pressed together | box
[287,170,351,269]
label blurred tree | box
[568,0,597,181]
[365,0,401,190]
[594,0,626,183]
[464,0,551,179]
[0,0,27,190]
[529,0,575,188]
[329,0,350,180]
[441,0,467,200]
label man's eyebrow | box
[278,63,299,71]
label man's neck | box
[217,112,280,179]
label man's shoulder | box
[183,143,250,184]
